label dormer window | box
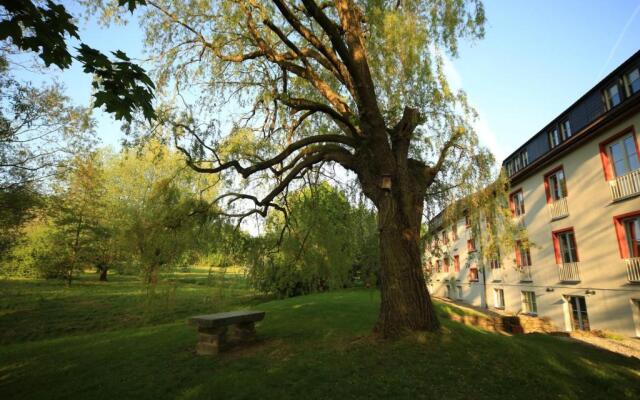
[625,68,640,96]
[506,161,514,176]
[560,119,572,140]
[549,128,561,148]
[604,82,621,109]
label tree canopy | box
[83,0,494,337]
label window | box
[625,67,640,95]
[600,128,640,181]
[521,151,529,167]
[560,119,572,140]
[604,82,621,109]
[509,189,525,216]
[549,128,561,148]
[467,238,476,253]
[553,228,579,264]
[489,249,501,269]
[544,167,567,202]
[608,134,639,177]
[464,212,470,228]
[522,291,537,314]
[443,257,450,273]
[567,296,590,331]
[468,266,479,282]
[453,255,460,272]
[436,260,442,273]
[623,217,640,258]
[514,156,521,171]
[614,211,640,259]
[515,240,532,267]
[493,288,505,309]
[506,161,514,177]
[451,224,458,240]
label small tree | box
[103,142,218,284]
[47,153,108,284]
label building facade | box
[426,50,640,337]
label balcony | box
[609,169,640,201]
[626,258,640,283]
[519,266,533,282]
[548,197,569,220]
[558,262,580,282]
[512,214,525,227]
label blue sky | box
[16,0,640,163]
[449,0,640,161]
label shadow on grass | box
[1,287,639,400]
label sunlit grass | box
[0,275,639,399]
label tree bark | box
[372,184,439,338]
[98,265,108,281]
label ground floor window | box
[457,286,463,299]
[521,291,537,314]
[493,288,505,309]
[632,299,640,337]
[469,267,479,282]
[567,295,590,331]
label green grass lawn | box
[1,274,639,400]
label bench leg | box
[195,326,227,355]
[235,321,256,342]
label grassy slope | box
[1,279,639,400]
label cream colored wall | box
[426,113,640,336]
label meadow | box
[1,270,639,400]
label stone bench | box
[188,310,265,355]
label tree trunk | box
[99,266,108,282]
[373,190,439,338]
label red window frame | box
[468,266,479,282]
[441,230,449,245]
[453,255,460,272]
[443,257,450,272]
[490,258,501,269]
[509,189,525,216]
[543,165,567,204]
[515,240,532,267]
[436,260,442,273]
[552,227,579,264]
[613,210,640,258]
[467,239,476,253]
[598,125,640,181]
[451,224,458,240]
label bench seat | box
[189,310,265,355]
[189,310,265,328]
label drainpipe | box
[481,262,488,309]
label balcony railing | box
[626,257,640,283]
[548,197,569,220]
[609,169,640,201]
[512,214,525,227]
[519,265,533,282]
[558,262,580,282]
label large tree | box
[89,0,492,337]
